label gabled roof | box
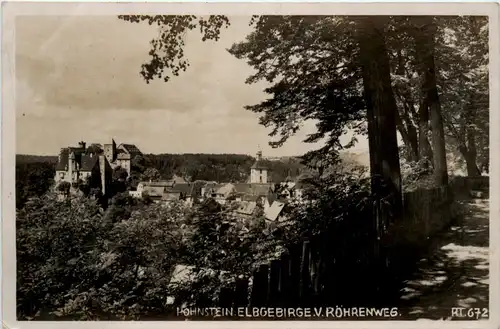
[203,184,224,194]
[140,181,175,188]
[119,144,142,155]
[265,201,286,221]
[233,183,252,194]
[216,183,236,198]
[251,160,268,170]
[80,155,99,171]
[266,192,278,205]
[172,175,188,184]
[242,194,259,202]
[169,183,193,196]
[56,148,70,171]
[235,201,257,215]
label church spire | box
[256,144,262,161]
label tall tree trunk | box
[357,17,403,223]
[394,47,420,162]
[395,110,418,162]
[418,95,433,170]
[413,17,449,186]
[461,96,481,176]
[459,144,481,177]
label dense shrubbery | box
[16,190,288,319]
[16,161,55,209]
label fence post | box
[250,264,269,307]
[279,252,291,305]
[299,240,311,302]
[219,286,234,309]
[269,259,281,306]
[289,245,301,305]
[233,277,249,311]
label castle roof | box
[56,148,70,170]
[80,155,99,171]
[55,148,98,171]
[119,144,142,156]
[116,151,131,160]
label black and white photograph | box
[1,2,499,327]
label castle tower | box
[250,149,268,184]
[99,155,107,195]
[103,138,117,163]
[68,151,75,183]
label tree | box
[411,16,448,185]
[435,16,489,176]
[119,15,402,216]
[385,17,435,168]
[355,16,403,220]
[140,167,161,182]
[16,195,107,319]
[131,154,147,174]
[386,16,488,177]
[56,181,71,196]
[85,143,104,155]
[16,161,55,209]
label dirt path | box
[398,199,489,320]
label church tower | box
[250,149,268,184]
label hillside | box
[16,154,58,165]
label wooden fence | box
[214,183,459,310]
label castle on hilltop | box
[54,139,142,195]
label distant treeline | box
[17,154,58,165]
[140,153,306,183]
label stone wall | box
[450,175,489,199]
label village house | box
[131,179,194,205]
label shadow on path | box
[398,199,489,320]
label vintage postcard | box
[2,2,499,329]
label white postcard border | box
[2,2,499,329]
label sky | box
[15,15,369,156]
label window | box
[260,176,262,183]
[260,169,262,174]
[59,172,65,178]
